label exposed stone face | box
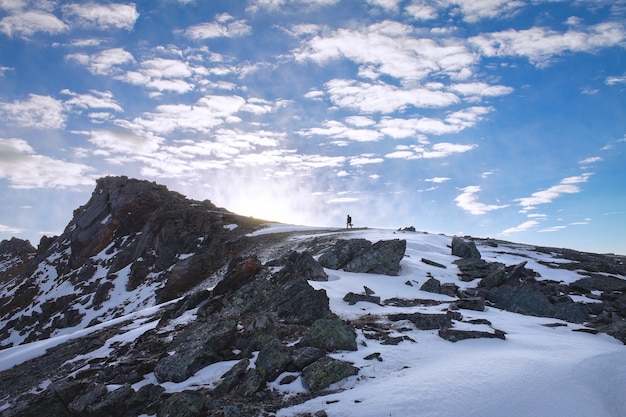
[451,236,481,259]
[318,238,406,275]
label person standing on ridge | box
[346,214,352,229]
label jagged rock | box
[606,320,626,344]
[299,315,358,351]
[388,312,454,330]
[318,238,406,275]
[571,274,626,292]
[451,236,481,259]
[68,382,108,414]
[281,250,328,282]
[154,319,237,383]
[236,369,265,397]
[213,359,250,396]
[454,258,503,282]
[256,339,293,381]
[438,328,506,342]
[302,357,359,392]
[291,347,327,369]
[318,239,372,269]
[157,391,208,417]
[343,292,381,305]
[455,297,486,311]
[420,277,441,293]
[124,384,165,415]
[421,258,447,268]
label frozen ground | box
[2,226,625,417]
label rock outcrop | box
[318,238,406,275]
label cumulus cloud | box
[66,48,135,75]
[299,120,383,142]
[185,13,251,39]
[61,89,123,113]
[0,138,94,188]
[455,185,508,215]
[294,20,477,83]
[62,3,139,30]
[325,79,460,113]
[247,0,339,13]
[606,74,626,85]
[0,224,23,234]
[442,0,526,23]
[0,94,65,129]
[517,173,592,212]
[470,22,626,66]
[0,10,68,38]
[448,82,514,98]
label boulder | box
[302,357,359,392]
[456,297,486,312]
[157,391,207,417]
[318,238,406,276]
[420,277,441,293]
[388,312,453,330]
[343,292,381,305]
[256,339,293,382]
[451,236,481,259]
[299,315,358,352]
[280,251,328,282]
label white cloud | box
[386,142,477,159]
[349,155,384,166]
[122,95,247,135]
[455,185,508,215]
[579,156,602,165]
[0,224,23,234]
[299,120,382,142]
[0,10,68,38]
[61,89,123,113]
[87,130,163,156]
[0,94,65,129]
[502,220,539,235]
[470,22,626,66]
[325,79,459,113]
[66,48,135,75]
[606,74,626,85]
[366,0,401,12]
[0,138,94,189]
[442,0,526,23]
[247,0,339,13]
[448,82,514,98]
[405,1,438,20]
[517,173,592,212]
[62,3,139,30]
[538,225,567,233]
[295,20,477,83]
[185,13,251,39]
[424,177,451,183]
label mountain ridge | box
[1,176,625,417]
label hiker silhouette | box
[346,214,352,228]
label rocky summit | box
[1,176,626,417]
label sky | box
[0,0,625,255]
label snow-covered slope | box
[2,224,625,417]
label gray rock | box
[302,357,359,392]
[451,236,481,259]
[456,297,485,312]
[157,391,206,417]
[343,239,406,275]
[455,258,503,282]
[420,277,441,293]
[291,346,327,370]
[388,312,453,330]
[299,315,358,351]
[438,328,506,342]
[343,292,381,305]
[318,238,406,276]
[318,239,372,269]
[236,369,265,397]
[281,250,328,282]
[256,339,293,382]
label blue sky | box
[0,0,625,255]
